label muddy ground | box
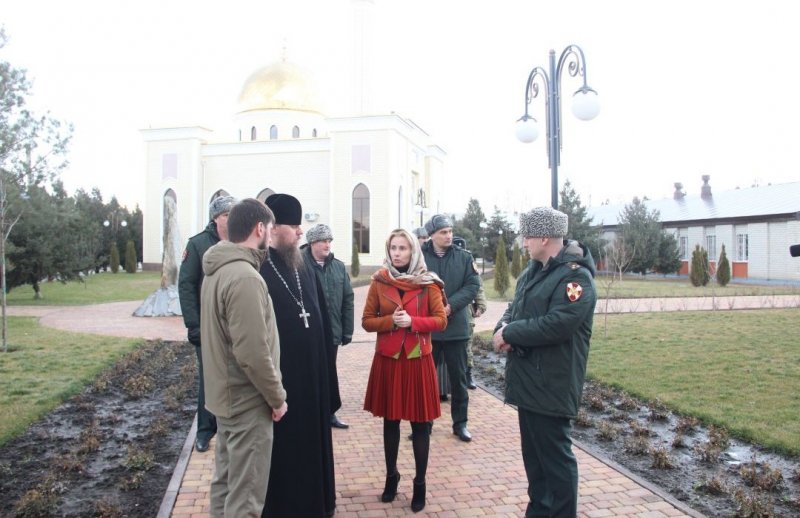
[470,336,800,518]
[0,340,196,518]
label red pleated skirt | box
[363,349,441,423]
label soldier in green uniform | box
[492,206,596,518]
[178,195,236,452]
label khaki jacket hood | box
[203,240,266,276]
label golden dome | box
[237,60,323,114]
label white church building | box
[141,2,444,269]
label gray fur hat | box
[209,195,236,220]
[306,223,333,243]
[412,227,428,238]
[519,207,568,238]
[424,214,453,236]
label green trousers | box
[518,409,578,518]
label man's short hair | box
[228,198,274,243]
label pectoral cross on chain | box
[299,309,311,328]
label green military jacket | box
[495,240,597,419]
[422,241,481,341]
[302,245,355,345]
[178,221,220,337]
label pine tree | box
[510,241,522,279]
[716,244,731,286]
[110,243,120,274]
[351,243,360,277]
[689,245,710,287]
[493,235,510,296]
[125,240,137,273]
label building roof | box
[587,181,800,227]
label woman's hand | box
[393,307,412,328]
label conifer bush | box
[494,235,510,296]
[689,245,710,287]
[511,241,522,279]
[717,244,731,286]
[351,243,360,278]
[110,244,120,274]
[125,240,137,273]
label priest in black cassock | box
[260,193,341,518]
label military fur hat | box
[306,223,333,243]
[412,227,428,238]
[519,207,568,238]
[209,195,236,220]
[424,214,453,236]
[265,193,302,225]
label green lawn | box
[484,274,800,302]
[0,317,141,446]
[6,271,162,305]
[588,309,800,454]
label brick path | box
[165,285,702,518]
[11,285,797,516]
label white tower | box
[351,0,374,115]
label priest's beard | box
[274,243,304,270]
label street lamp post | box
[515,45,600,209]
[479,221,488,274]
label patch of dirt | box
[0,340,196,517]
[470,336,800,518]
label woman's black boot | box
[411,478,426,512]
[381,471,401,503]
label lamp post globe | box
[571,87,600,121]
[515,117,539,143]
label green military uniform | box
[422,238,480,434]
[496,240,596,517]
[178,220,221,444]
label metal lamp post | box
[516,45,600,209]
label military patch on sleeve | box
[566,282,583,302]
[182,248,188,263]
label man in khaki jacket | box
[201,198,288,517]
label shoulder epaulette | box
[566,262,581,271]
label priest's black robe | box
[260,250,341,518]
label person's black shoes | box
[195,436,210,452]
[411,479,426,513]
[331,414,349,429]
[440,394,449,402]
[466,367,477,389]
[453,425,472,442]
[381,471,401,502]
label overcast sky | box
[4,0,798,215]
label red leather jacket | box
[362,272,447,359]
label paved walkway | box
[17,289,798,517]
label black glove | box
[341,337,352,346]
[188,327,201,347]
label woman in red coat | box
[363,228,447,513]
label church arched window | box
[257,188,276,203]
[270,125,278,139]
[250,127,257,141]
[238,129,242,142]
[312,128,318,138]
[292,126,300,138]
[352,183,370,254]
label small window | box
[250,127,257,141]
[238,129,242,142]
[292,126,300,138]
[705,235,717,261]
[312,128,318,138]
[353,183,370,253]
[270,125,278,139]
[736,234,749,261]
[679,236,688,260]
